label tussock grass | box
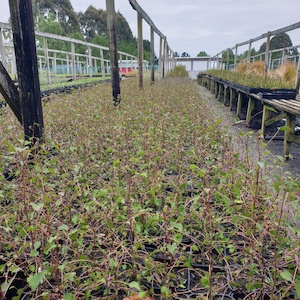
[230,61,297,88]
[0,78,299,299]
[166,64,189,77]
[273,62,297,84]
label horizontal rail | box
[129,0,165,40]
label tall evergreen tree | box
[33,0,80,35]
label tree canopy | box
[181,52,190,57]
[197,51,209,57]
[31,0,151,61]
[33,0,81,35]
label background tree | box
[222,49,234,65]
[258,33,297,59]
[34,0,80,35]
[78,6,107,41]
[237,48,256,62]
[35,13,69,57]
[197,51,209,57]
[181,52,190,57]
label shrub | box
[166,64,189,77]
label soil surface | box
[196,83,300,180]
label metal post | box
[9,0,44,143]
[106,0,121,105]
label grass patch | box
[40,75,111,91]
[204,61,296,89]
[166,65,189,78]
[0,78,299,299]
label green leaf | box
[265,105,277,113]
[58,224,69,231]
[95,189,108,198]
[34,241,41,250]
[138,291,148,298]
[295,279,300,299]
[64,293,73,300]
[279,126,292,133]
[257,161,265,169]
[200,274,209,287]
[174,233,183,243]
[129,281,141,290]
[167,243,177,255]
[280,270,293,282]
[161,285,170,296]
[27,272,44,291]
[30,250,39,257]
[30,202,44,211]
[1,282,9,292]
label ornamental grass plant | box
[206,61,296,89]
[0,78,299,299]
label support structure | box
[150,27,155,84]
[8,0,44,143]
[137,13,143,89]
[106,0,121,105]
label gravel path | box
[197,83,300,180]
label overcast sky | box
[1,0,300,57]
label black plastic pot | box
[258,90,297,100]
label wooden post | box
[264,32,271,78]
[100,49,105,77]
[294,53,300,92]
[246,97,255,126]
[220,52,224,70]
[71,43,76,80]
[236,92,242,118]
[9,0,44,143]
[43,37,51,84]
[162,38,166,78]
[226,48,230,70]
[106,0,121,104]
[246,40,252,73]
[137,12,143,89]
[67,54,70,75]
[88,46,93,77]
[281,48,285,67]
[150,27,155,84]
[53,53,57,78]
[234,44,238,70]
[0,28,7,69]
[164,42,168,74]
[0,61,22,123]
[159,37,163,76]
[284,113,296,158]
